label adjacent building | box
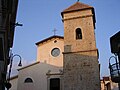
[0,0,19,89]
[101,76,118,90]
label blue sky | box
[12,0,120,77]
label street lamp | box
[5,51,22,90]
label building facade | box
[10,1,102,90]
[101,76,118,90]
[0,0,19,89]
[61,2,100,90]
[10,36,64,90]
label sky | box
[11,0,120,77]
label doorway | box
[50,78,60,90]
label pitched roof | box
[10,75,18,80]
[110,31,120,53]
[61,2,93,15]
[18,61,40,71]
[36,35,64,45]
[61,2,96,28]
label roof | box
[10,75,18,80]
[103,76,110,81]
[61,1,93,15]
[110,31,120,39]
[110,31,120,53]
[61,1,96,28]
[36,35,64,45]
[18,61,40,71]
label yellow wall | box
[36,38,64,67]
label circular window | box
[51,48,60,57]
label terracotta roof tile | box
[61,2,93,14]
[61,2,96,28]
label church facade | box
[10,36,64,90]
[10,1,101,90]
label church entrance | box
[50,78,60,90]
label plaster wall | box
[36,38,64,67]
[17,63,63,90]
[10,77,18,90]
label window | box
[24,78,33,83]
[76,28,82,40]
[50,78,60,90]
[54,40,57,43]
[51,48,60,57]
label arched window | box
[76,28,82,40]
[24,78,33,83]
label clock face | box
[51,48,60,57]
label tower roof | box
[61,2,93,15]
[61,1,96,28]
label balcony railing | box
[109,56,120,83]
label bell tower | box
[61,1,100,90]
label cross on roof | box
[53,28,57,36]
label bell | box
[18,60,22,66]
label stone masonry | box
[61,2,101,90]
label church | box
[10,1,101,90]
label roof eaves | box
[17,61,40,71]
[10,75,18,80]
[61,2,93,17]
[36,35,64,45]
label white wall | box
[17,62,63,90]
[10,76,18,90]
